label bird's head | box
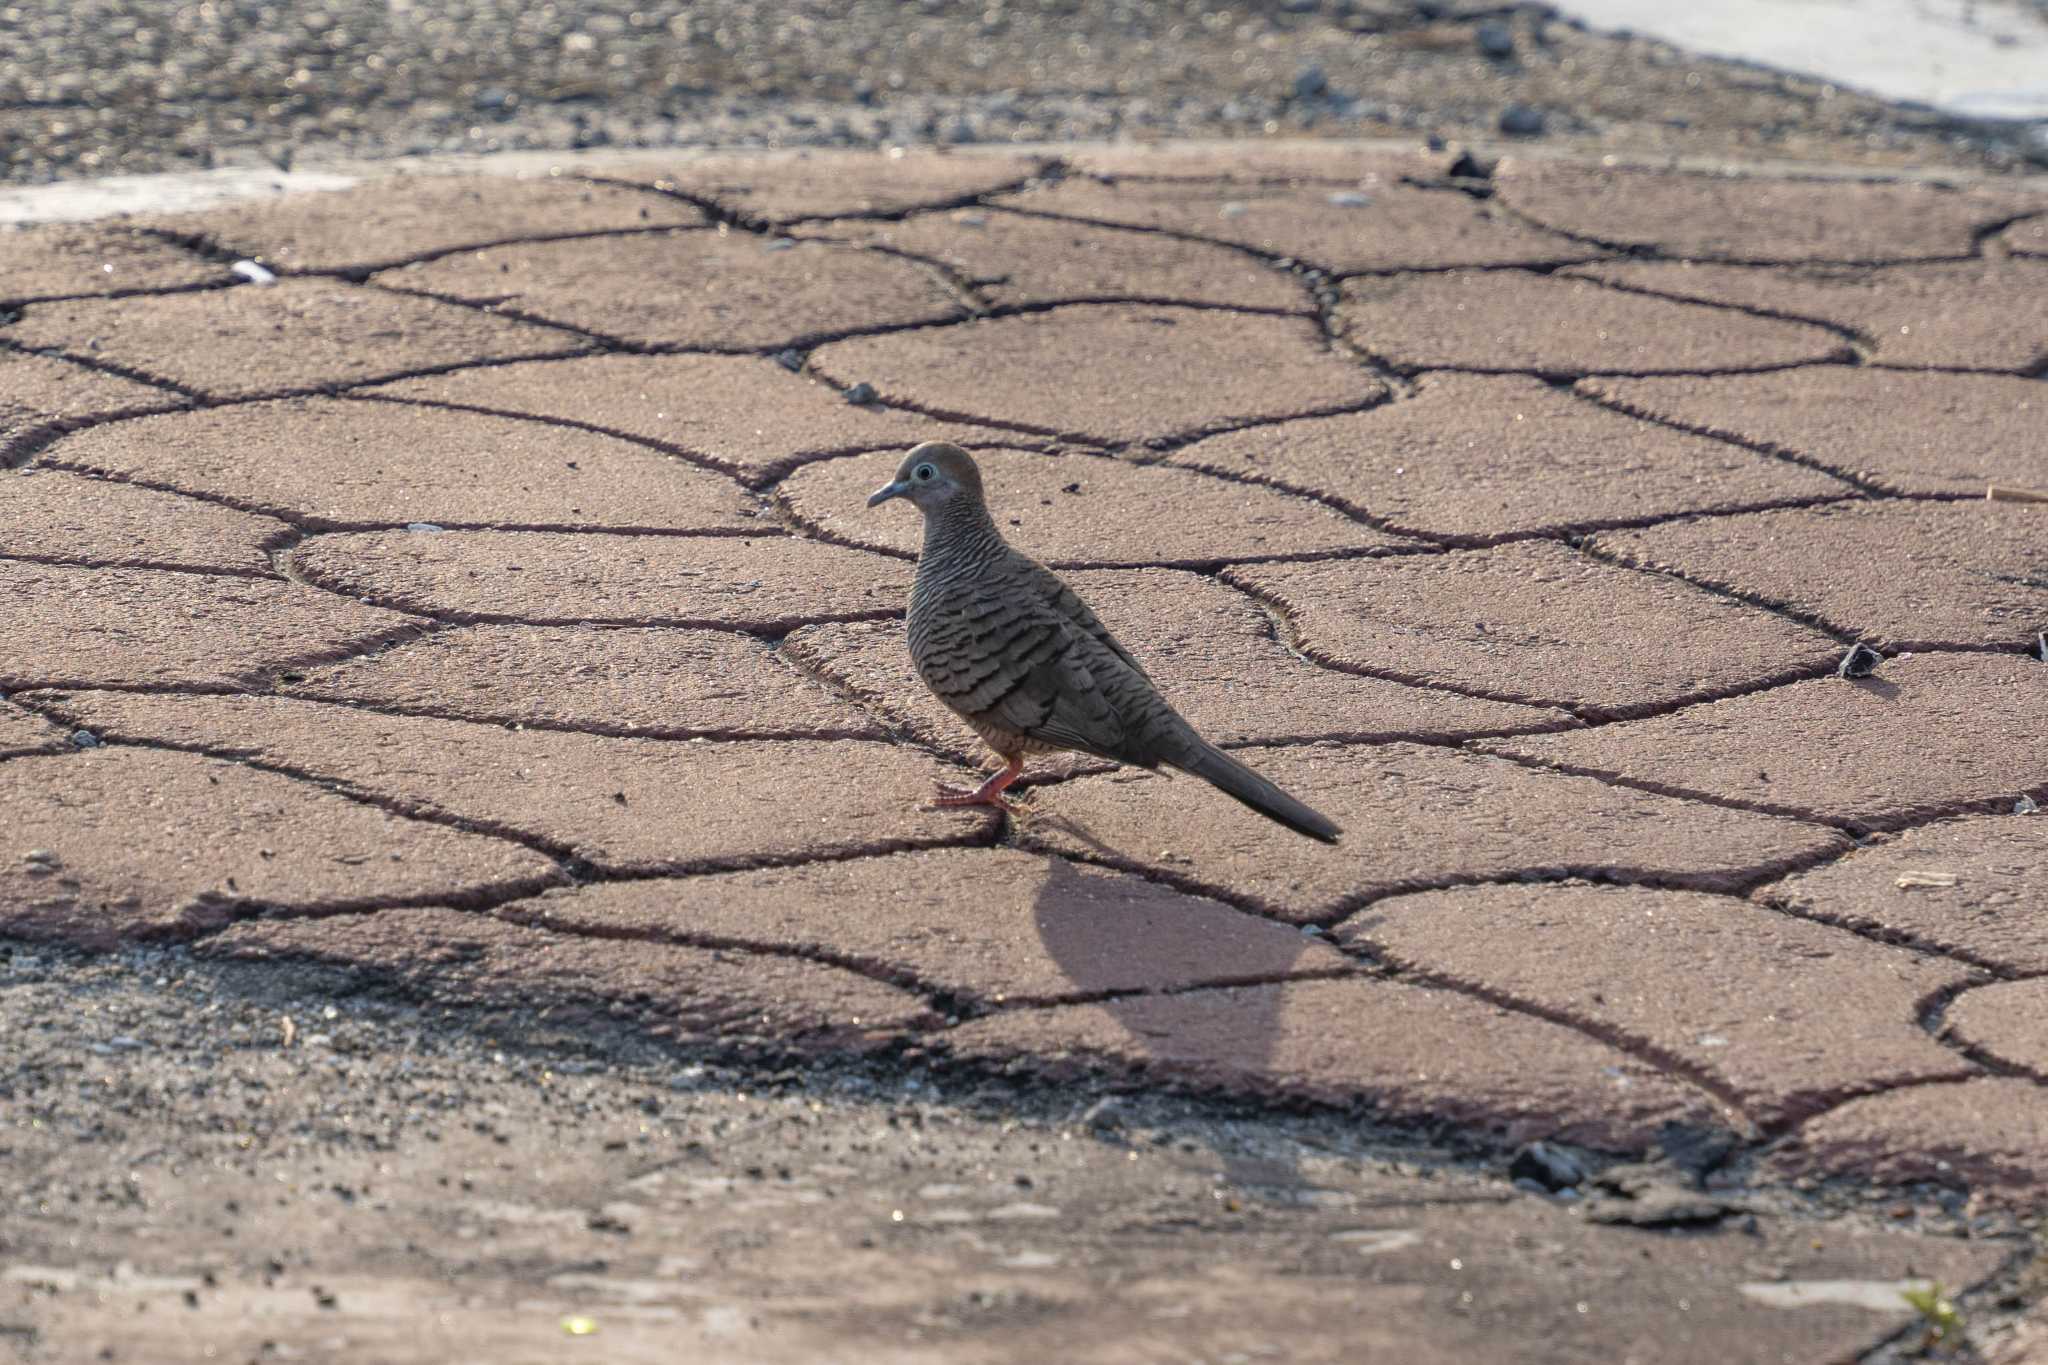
[866,442,986,516]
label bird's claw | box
[929,782,1018,814]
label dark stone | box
[1508,1140,1589,1191]
[1477,21,1515,60]
[1499,105,1547,137]
[1837,642,1883,679]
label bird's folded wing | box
[921,597,1134,762]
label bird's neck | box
[919,500,1006,566]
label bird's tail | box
[1166,738,1343,844]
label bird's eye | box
[913,463,937,482]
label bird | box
[866,442,1342,844]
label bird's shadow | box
[1021,830,1332,1204]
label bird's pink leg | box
[933,756,1024,811]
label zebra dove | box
[866,442,1342,843]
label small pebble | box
[1499,105,1547,137]
[1477,20,1515,60]
[1836,642,1883,679]
[405,522,446,533]
[229,259,278,286]
[843,381,879,404]
[1327,190,1372,208]
[70,730,101,749]
[1292,65,1327,100]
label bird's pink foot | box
[930,758,1023,812]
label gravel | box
[2,0,2040,187]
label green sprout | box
[1899,1281,1964,1354]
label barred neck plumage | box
[918,498,1008,577]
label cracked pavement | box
[2,141,2047,1361]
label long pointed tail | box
[1167,739,1342,844]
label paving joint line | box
[1567,382,1901,496]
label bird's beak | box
[866,479,908,508]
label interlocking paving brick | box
[5,280,585,400]
[1773,1079,2048,1203]
[1568,259,2048,372]
[1335,882,1970,1125]
[1481,655,2048,830]
[42,397,761,531]
[606,150,1043,223]
[1069,145,1433,184]
[496,847,1348,1007]
[1495,164,2039,262]
[1949,979,2048,1079]
[1336,272,1850,375]
[782,571,1568,772]
[283,624,883,739]
[1588,501,2048,650]
[0,221,225,302]
[782,445,1406,567]
[1168,374,1851,541]
[1,467,284,572]
[1226,541,1841,718]
[0,348,184,446]
[943,976,1723,1149]
[1762,814,2048,972]
[365,353,995,486]
[1017,741,1844,923]
[835,208,1308,311]
[0,561,417,690]
[2009,214,2048,257]
[201,907,934,1047]
[146,173,702,274]
[0,747,559,947]
[1582,367,2048,495]
[810,304,1386,445]
[285,528,906,628]
[376,231,965,351]
[27,690,990,875]
[1007,179,1597,273]
[0,700,67,758]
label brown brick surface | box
[0,701,67,758]
[1588,501,2048,650]
[1009,179,1597,273]
[1763,814,2048,972]
[1168,373,1851,541]
[1227,540,1841,717]
[42,396,761,531]
[201,906,935,1046]
[1496,164,2039,261]
[0,561,417,690]
[365,352,996,486]
[496,847,1347,1007]
[0,348,185,444]
[1569,258,2048,372]
[26,690,992,875]
[377,231,965,350]
[1775,1079,2048,1204]
[1,467,285,573]
[1481,655,2048,830]
[1582,367,2048,495]
[145,173,702,274]
[782,445,1408,567]
[1336,882,1970,1125]
[943,976,1725,1149]
[1017,741,1844,922]
[1336,271,1850,374]
[283,624,883,739]
[0,221,226,302]
[0,747,559,946]
[604,150,1044,223]
[285,528,906,628]
[5,280,585,400]
[809,304,1386,445]
[1948,979,2048,1080]
[835,208,1309,311]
